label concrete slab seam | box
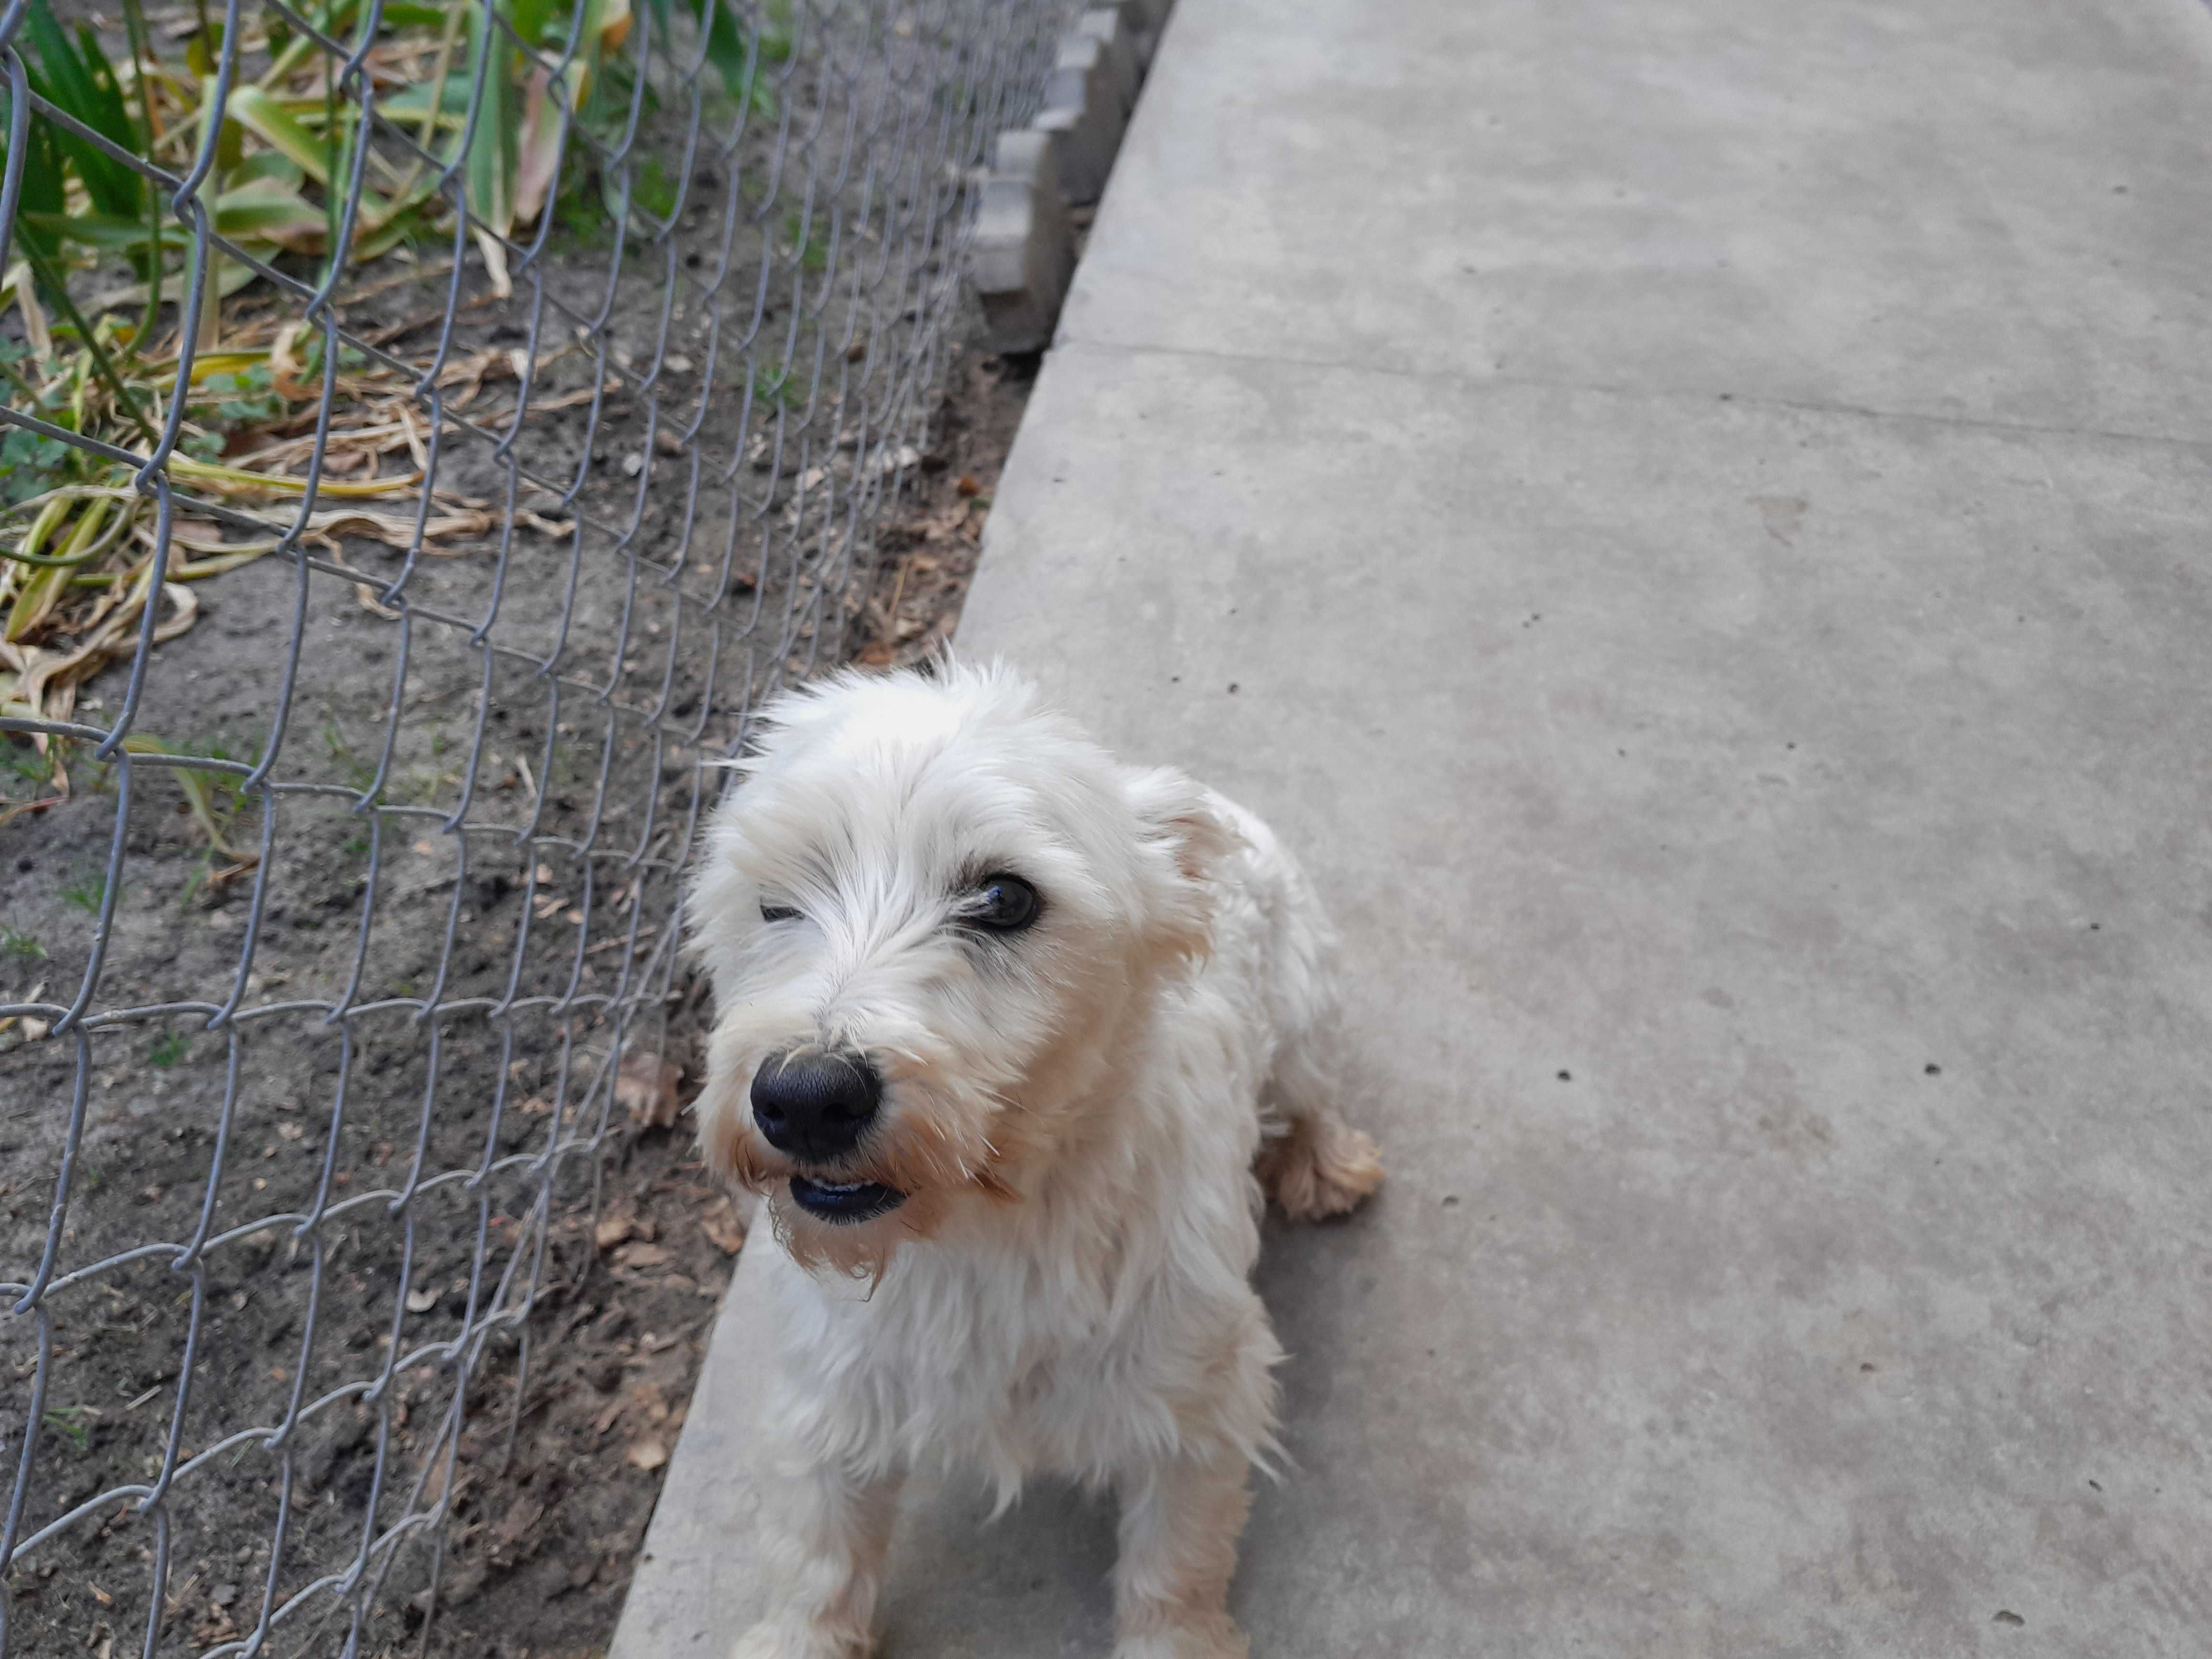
[1038,334,2212,457]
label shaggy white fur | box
[686,662,1383,1659]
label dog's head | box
[686,661,1234,1277]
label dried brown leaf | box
[191,1604,238,1648]
[594,1214,635,1252]
[493,1495,545,1545]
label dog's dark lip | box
[788,1174,906,1224]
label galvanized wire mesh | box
[0,1,1079,1652]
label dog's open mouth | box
[788,1174,907,1224]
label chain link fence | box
[0,0,1082,1651]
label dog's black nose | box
[750,1051,882,1161]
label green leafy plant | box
[148,1030,192,1069]
[781,209,828,272]
[297,335,367,381]
[502,0,770,245]
[633,156,680,222]
[119,735,250,857]
[752,358,807,409]
[42,1405,95,1452]
[0,428,72,508]
[0,1,595,777]
[16,0,337,288]
[61,869,106,914]
[176,362,290,460]
[322,720,378,794]
[644,0,784,106]
[3,740,58,790]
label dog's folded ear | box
[1122,766,1242,962]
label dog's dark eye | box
[968,873,1040,932]
[759,900,800,924]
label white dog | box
[686,661,1383,1659]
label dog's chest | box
[787,1203,1255,1479]
[871,1255,1163,1465]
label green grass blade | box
[461,2,517,240]
[228,150,306,191]
[22,0,144,219]
[213,185,327,244]
[694,0,757,97]
[229,83,394,238]
[118,0,165,313]
[226,84,333,186]
[513,0,558,49]
[378,77,475,125]
[23,210,186,252]
[118,734,243,857]
[0,117,68,266]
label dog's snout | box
[751,1051,882,1162]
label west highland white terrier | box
[687,661,1383,1659]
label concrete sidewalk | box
[614,1,2212,1654]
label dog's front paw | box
[732,1618,870,1659]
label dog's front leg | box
[1112,1442,1255,1659]
[733,1456,903,1659]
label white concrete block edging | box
[969,1,1176,353]
[1077,7,1143,115]
[1038,35,1129,205]
[974,130,1078,355]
